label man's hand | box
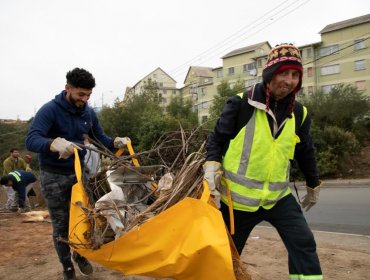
[203,161,223,207]
[50,137,81,159]
[114,137,131,148]
[301,182,322,211]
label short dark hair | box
[10,148,19,153]
[66,68,96,89]
[0,175,11,186]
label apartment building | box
[193,14,370,122]
[123,14,370,124]
[182,66,214,123]
[124,67,181,107]
[313,14,370,94]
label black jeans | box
[221,194,322,277]
[40,170,76,269]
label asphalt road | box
[259,183,370,236]
[297,185,370,236]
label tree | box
[300,84,370,141]
[167,96,198,125]
[208,79,244,124]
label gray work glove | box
[50,137,81,159]
[301,182,322,211]
[202,161,222,208]
[113,137,131,148]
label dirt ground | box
[0,212,369,280]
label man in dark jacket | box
[204,44,322,279]
[0,170,37,212]
[26,67,130,280]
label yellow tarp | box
[69,149,235,280]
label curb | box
[291,178,370,188]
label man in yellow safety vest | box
[204,44,322,280]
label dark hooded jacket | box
[26,91,114,174]
[8,170,37,208]
[206,83,320,188]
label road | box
[260,184,370,236]
[297,185,370,236]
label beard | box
[67,94,86,108]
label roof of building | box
[221,41,270,59]
[183,66,213,84]
[189,66,213,77]
[320,14,370,34]
[132,67,176,89]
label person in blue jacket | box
[26,67,130,280]
[0,170,37,212]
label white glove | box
[50,137,81,159]
[203,161,222,208]
[301,183,322,211]
[114,137,131,148]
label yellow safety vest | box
[221,107,302,212]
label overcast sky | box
[1,0,369,120]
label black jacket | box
[206,83,320,188]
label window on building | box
[162,97,167,103]
[163,89,167,94]
[354,39,366,50]
[243,63,256,72]
[307,67,313,77]
[308,86,313,94]
[354,60,366,71]
[306,48,312,58]
[228,67,235,76]
[217,69,223,78]
[199,101,209,109]
[320,64,340,75]
[158,82,163,87]
[319,44,339,57]
[172,90,176,95]
[153,74,157,78]
[201,87,207,96]
[257,59,262,68]
[201,115,208,123]
[321,84,336,94]
[355,80,366,91]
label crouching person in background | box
[0,170,37,213]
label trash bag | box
[69,149,235,280]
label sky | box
[1,0,369,120]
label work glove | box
[113,137,131,149]
[50,137,81,159]
[202,161,222,208]
[301,182,322,211]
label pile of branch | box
[71,127,250,280]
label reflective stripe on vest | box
[9,170,21,182]
[221,108,300,212]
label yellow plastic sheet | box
[69,149,235,280]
